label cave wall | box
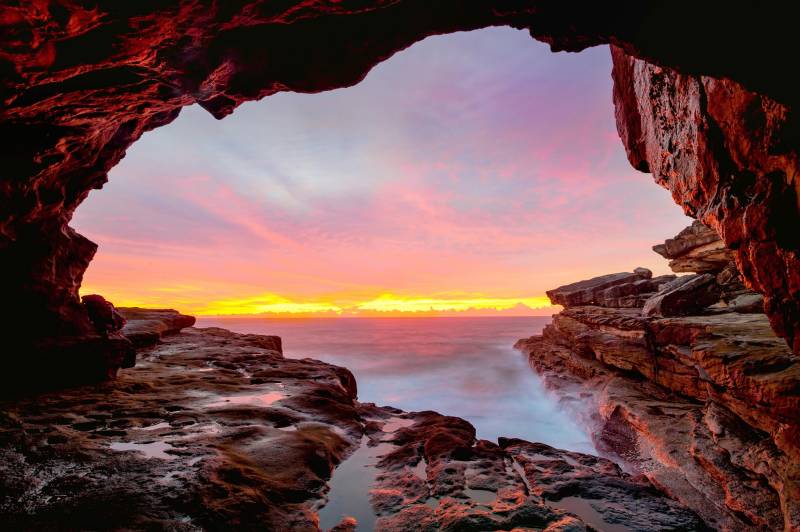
[1,1,799,361]
[611,47,800,352]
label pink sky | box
[72,28,691,317]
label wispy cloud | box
[73,28,691,316]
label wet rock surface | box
[0,325,704,531]
[0,327,359,530]
[517,224,800,530]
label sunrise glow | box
[80,285,555,317]
[73,29,691,318]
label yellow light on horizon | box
[81,286,554,317]
[195,293,344,316]
[355,293,553,313]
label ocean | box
[195,316,593,453]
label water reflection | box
[196,316,593,453]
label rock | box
[729,292,765,313]
[633,266,653,278]
[653,221,722,261]
[546,270,653,308]
[117,308,198,347]
[328,517,358,532]
[0,325,702,531]
[2,2,799,357]
[611,46,800,352]
[599,274,676,308]
[358,406,702,532]
[641,273,720,317]
[715,262,751,302]
[515,225,800,529]
[82,294,126,334]
[0,327,359,530]
[516,314,800,530]
[647,313,800,450]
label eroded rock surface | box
[611,46,800,352]
[516,225,800,530]
[0,325,704,531]
[0,327,359,530]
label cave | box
[1,2,799,530]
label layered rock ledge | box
[516,223,800,530]
[0,319,704,531]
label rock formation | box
[1,2,800,386]
[516,222,800,530]
[611,46,800,352]
[0,319,704,531]
[118,307,198,347]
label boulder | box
[729,292,765,314]
[546,270,653,308]
[642,274,720,317]
[117,308,197,347]
[652,221,721,260]
[599,274,677,308]
[653,221,735,274]
[81,294,126,334]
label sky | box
[73,28,691,317]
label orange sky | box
[74,29,690,318]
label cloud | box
[73,28,691,315]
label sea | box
[195,315,593,454]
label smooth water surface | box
[196,316,593,453]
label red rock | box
[652,221,722,262]
[81,294,125,334]
[0,325,703,530]
[546,270,652,308]
[117,307,197,347]
[641,273,720,317]
[611,47,800,352]
[516,325,800,530]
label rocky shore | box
[516,222,800,531]
[1,310,707,531]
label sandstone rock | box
[729,292,764,313]
[653,221,721,260]
[0,325,702,531]
[359,406,701,532]
[516,320,800,530]
[641,274,720,317]
[546,270,653,308]
[611,46,800,352]
[117,308,197,347]
[0,327,359,530]
[599,274,676,308]
[82,294,126,334]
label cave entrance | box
[71,28,690,447]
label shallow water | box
[316,435,394,529]
[197,316,593,454]
[109,441,175,460]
